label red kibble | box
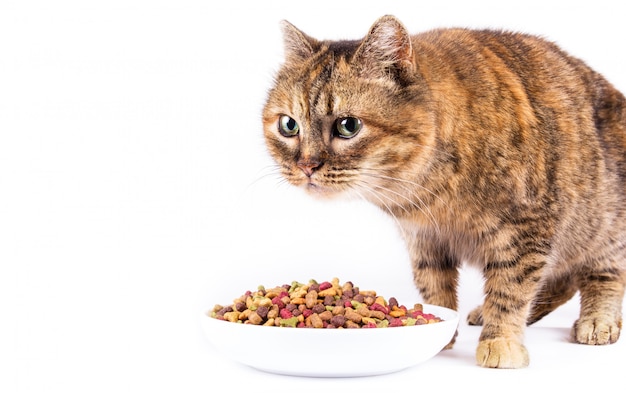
[389,318,404,327]
[297,321,306,328]
[363,322,377,328]
[344,300,353,308]
[370,303,388,314]
[272,297,285,309]
[302,309,313,318]
[279,308,293,319]
[319,281,332,291]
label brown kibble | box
[223,311,240,323]
[310,313,324,328]
[256,305,269,319]
[305,290,318,308]
[238,309,252,321]
[248,311,263,325]
[332,305,345,316]
[345,308,362,324]
[318,288,337,297]
[345,320,360,329]
[370,310,386,320]
[312,303,326,314]
[357,306,371,317]
[319,310,333,321]
[267,305,279,319]
[216,305,232,317]
[330,315,346,328]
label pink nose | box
[297,159,321,177]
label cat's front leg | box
[476,253,547,368]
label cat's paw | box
[467,305,484,326]
[476,338,529,368]
[442,330,459,350]
[573,316,622,345]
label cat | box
[262,15,626,368]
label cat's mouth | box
[302,178,336,198]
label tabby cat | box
[262,15,626,368]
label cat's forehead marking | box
[305,52,355,117]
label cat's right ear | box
[280,20,319,63]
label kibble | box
[210,278,444,328]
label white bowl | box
[201,303,459,377]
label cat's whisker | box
[359,169,450,210]
[350,182,410,240]
[357,177,441,235]
[244,164,293,193]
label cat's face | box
[262,17,435,203]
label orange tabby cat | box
[262,15,626,368]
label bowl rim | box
[203,303,459,331]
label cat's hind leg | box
[526,274,578,325]
[572,262,624,345]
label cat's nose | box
[297,159,322,177]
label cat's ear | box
[280,20,320,63]
[352,15,415,79]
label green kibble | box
[279,316,299,327]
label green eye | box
[278,115,300,137]
[335,117,363,138]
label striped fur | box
[262,15,626,368]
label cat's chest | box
[398,210,504,264]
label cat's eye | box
[335,117,363,138]
[278,115,300,137]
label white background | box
[2,0,625,391]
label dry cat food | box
[210,278,443,328]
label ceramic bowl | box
[201,303,459,377]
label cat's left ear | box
[352,15,415,80]
[280,20,320,63]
